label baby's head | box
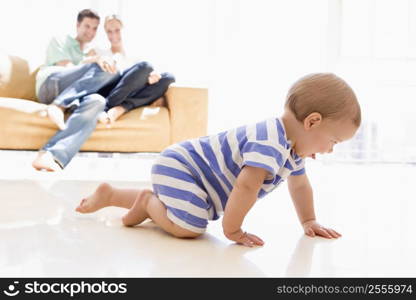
[283,73,361,159]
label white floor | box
[1,150,415,277]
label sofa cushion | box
[88,105,171,152]
[0,97,171,152]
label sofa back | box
[0,53,39,101]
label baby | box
[76,73,361,247]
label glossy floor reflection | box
[1,151,415,277]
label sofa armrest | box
[0,53,39,101]
[165,86,208,144]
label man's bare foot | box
[76,183,113,213]
[32,151,61,172]
[47,104,66,130]
[122,189,152,227]
[38,107,48,117]
[107,106,126,123]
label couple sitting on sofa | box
[33,9,175,172]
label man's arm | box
[82,55,117,73]
[54,54,116,73]
[54,55,100,67]
[46,37,116,73]
[46,37,75,67]
[222,165,268,247]
[54,60,74,67]
[287,173,341,239]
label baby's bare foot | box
[76,183,113,213]
[122,189,152,227]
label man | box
[32,9,118,172]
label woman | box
[97,15,175,124]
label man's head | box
[104,15,123,47]
[76,9,100,44]
[284,73,361,158]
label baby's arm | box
[222,166,268,247]
[287,173,341,239]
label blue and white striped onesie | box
[151,118,305,233]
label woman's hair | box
[104,14,123,28]
[285,73,361,127]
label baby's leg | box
[76,183,144,213]
[122,191,201,239]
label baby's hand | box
[224,228,264,247]
[302,220,341,239]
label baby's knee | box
[170,226,202,239]
[172,232,201,239]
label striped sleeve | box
[290,159,306,176]
[241,140,284,177]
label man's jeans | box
[37,63,119,168]
[38,63,120,107]
[99,61,176,112]
[41,94,106,168]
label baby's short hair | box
[285,73,361,127]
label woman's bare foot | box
[107,106,126,123]
[122,189,153,227]
[76,183,113,213]
[97,111,110,125]
[32,151,61,172]
[47,104,66,130]
[148,71,161,85]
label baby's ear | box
[303,112,322,130]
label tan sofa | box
[0,53,208,152]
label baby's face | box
[294,118,358,159]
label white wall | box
[207,0,329,132]
[1,0,97,67]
